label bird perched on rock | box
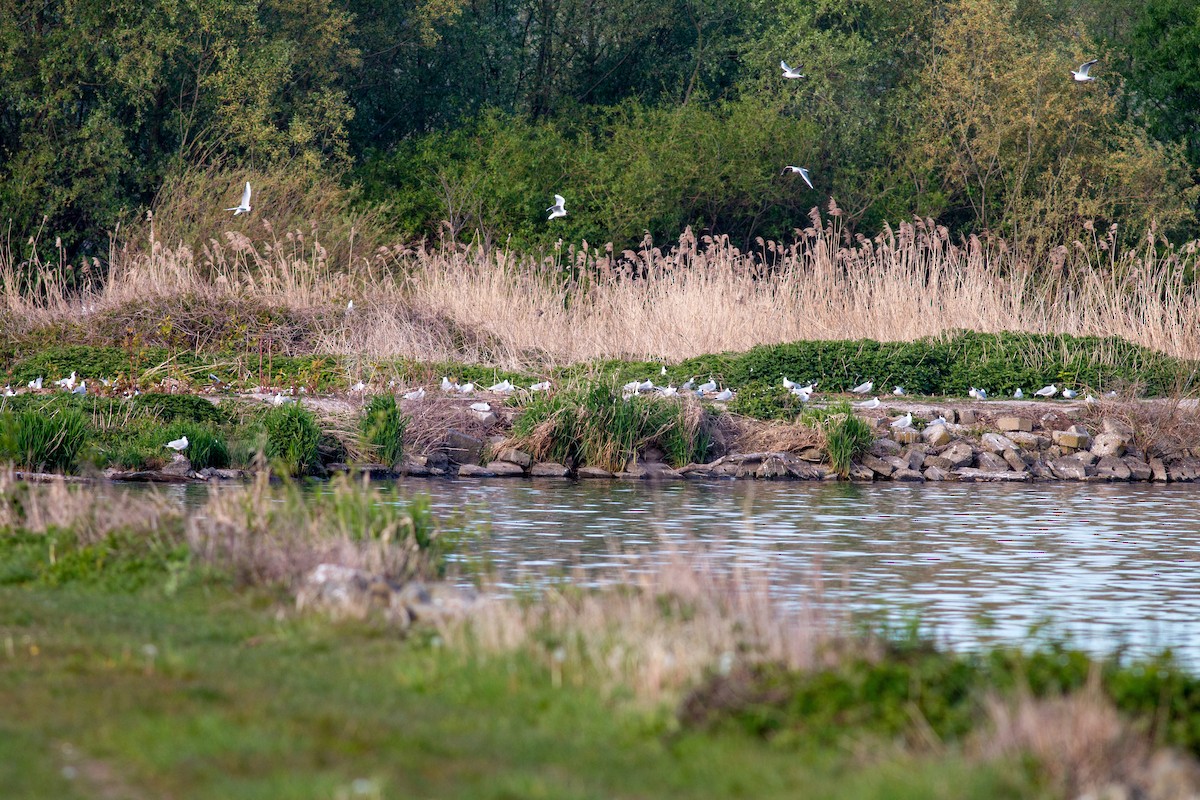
[851,381,873,394]
[1034,384,1058,398]
[165,436,189,452]
[890,412,913,429]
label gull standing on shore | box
[856,397,881,410]
[1035,385,1058,398]
[165,436,189,452]
[891,412,913,429]
[851,381,873,394]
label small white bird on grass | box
[28,377,42,390]
[856,397,881,410]
[1013,388,1024,399]
[969,387,987,400]
[851,381,873,394]
[781,165,815,189]
[698,378,718,394]
[659,386,678,398]
[441,377,457,392]
[1072,60,1099,82]
[72,381,86,395]
[530,381,551,392]
[893,386,905,396]
[547,194,567,220]
[679,378,695,391]
[458,382,475,395]
[487,379,514,393]
[55,372,77,390]
[470,402,491,413]
[890,412,913,429]
[1034,384,1058,398]
[226,182,252,215]
[782,376,797,390]
[1062,388,1078,399]
[2,386,13,397]
[164,435,189,452]
[780,61,805,79]
[404,387,426,401]
[713,388,734,402]
[350,381,366,392]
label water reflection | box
[376,479,1200,663]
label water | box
[169,477,1200,662]
[392,479,1200,662]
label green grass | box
[0,582,1042,800]
[803,402,875,477]
[0,407,89,472]
[261,403,322,476]
[359,394,408,466]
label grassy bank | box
[4,477,1200,798]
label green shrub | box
[728,384,807,421]
[0,408,89,472]
[359,394,409,465]
[261,403,322,476]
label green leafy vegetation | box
[261,403,322,476]
[0,408,89,472]
[358,394,408,466]
[803,402,875,477]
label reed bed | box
[4,208,1200,366]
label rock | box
[1002,450,1028,472]
[796,446,824,462]
[1008,431,1050,450]
[457,464,496,478]
[893,429,921,444]
[1095,456,1131,481]
[785,462,826,480]
[1102,418,1135,439]
[923,465,950,481]
[902,447,927,471]
[1048,456,1093,480]
[1074,451,1099,467]
[296,564,396,621]
[484,461,526,477]
[957,410,977,425]
[942,409,960,424]
[531,462,570,478]
[922,423,952,447]
[471,410,498,425]
[577,466,615,479]
[355,463,397,480]
[709,462,741,478]
[395,581,477,625]
[996,416,1033,432]
[755,456,791,480]
[400,458,431,477]
[923,454,953,471]
[1168,460,1198,482]
[860,453,894,476]
[849,464,876,481]
[1151,457,1169,481]
[941,441,976,468]
[1091,432,1127,458]
[981,432,1017,453]
[870,438,902,456]
[955,468,1030,482]
[424,451,451,471]
[1052,430,1091,450]
[162,454,192,476]
[882,455,910,472]
[495,448,533,468]
[1123,457,1153,481]
[976,451,1010,472]
[892,468,925,482]
[444,431,484,465]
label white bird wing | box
[781,61,791,72]
[1079,59,1098,75]
[799,168,814,189]
[554,194,565,208]
[241,182,252,207]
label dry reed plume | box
[4,207,1200,367]
[445,543,857,701]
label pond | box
[172,478,1200,663]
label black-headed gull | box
[781,165,814,189]
[470,402,491,413]
[547,194,567,220]
[713,388,733,401]
[698,378,717,394]
[487,379,514,393]
[850,381,873,394]
[404,387,426,401]
[165,435,189,452]
[1072,60,1098,82]
[856,397,881,410]
[441,376,457,392]
[72,380,86,395]
[1062,388,1078,399]
[1013,388,1023,399]
[530,381,551,391]
[55,372,77,390]
[27,377,42,390]
[893,386,905,396]
[1034,384,1057,398]
[780,61,805,79]
[226,182,252,215]
[890,412,913,428]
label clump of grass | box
[0,408,89,472]
[509,385,712,471]
[160,423,230,470]
[802,402,874,476]
[359,394,408,465]
[261,403,321,476]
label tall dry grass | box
[4,201,1200,366]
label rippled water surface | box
[377,479,1200,662]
